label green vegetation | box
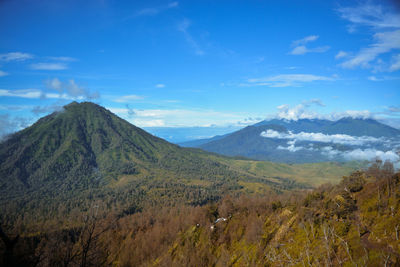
[218,158,365,187]
[0,102,359,231]
[1,161,398,266]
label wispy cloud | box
[107,107,256,128]
[335,50,349,59]
[132,2,178,17]
[31,104,64,115]
[30,62,68,70]
[0,89,42,99]
[178,18,205,55]
[45,78,63,92]
[368,75,400,81]
[292,35,319,46]
[302,98,325,107]
[155,84,165,88]
[66,80,99,99]
[1,79,99,100]
[290,46,330,55]
[0,89,77,100]
[389,53,400,71]
[338,3,400,31]
[0,70,8,77]
[340,30,400,69]
[114,94,144,103]
[0,52,34,62]
[337,3,400,71]
[47,56,77,62]
[388,106,400,113]
[245,74,334,87]
[0,114,32,140]
[289,35,330,55]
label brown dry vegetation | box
[1,160,399,266]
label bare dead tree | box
[0,225,19,267]
[323,224,332,267]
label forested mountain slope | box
[0,102,357,229]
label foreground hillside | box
[1,161,398,266]
[0,102,358,230]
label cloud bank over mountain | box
[260,127,400,163]
[261,129,381,145]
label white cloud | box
[0,70,8,77]
[367,75,400,81]
[133,119,165,127]
[260,129,381,145]
[290,45,330,55]
[47,56,77,62]
[0,52,33,62]
[31,104,64,115]
[30,63,68,70]
[337,3,400,72]
[275,141,399,163]
[320,146,341,158]
[155,84,165,88]
[0,114,33,140]
[389,54,400,71]
[178,18,205,56]
[114,94,144,103]
[107,107,258,128]
[335,51,348,59]
[338,3,400,30]
[66,80,99,99]
[292,35,319,46]
[277,140,304,152]
[342,148,399,162]
[0,89,87,100]
[268,102,372,121]
[0,79,98,100]
[0,89,42,99]
[302,98,325,107]
[246,74,333,87]
[321,146,399,162]
[274,103,318,120]
[263,127,400,163]
[328,110,372,120]
[368,75,380,81]
[135,1,178,17]
[340,30,400,69]
[388,106,400,113]
[290,35,330,55]
[45,78,63,92]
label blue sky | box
[0,0,400,140]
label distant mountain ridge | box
[182,118,400,163]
